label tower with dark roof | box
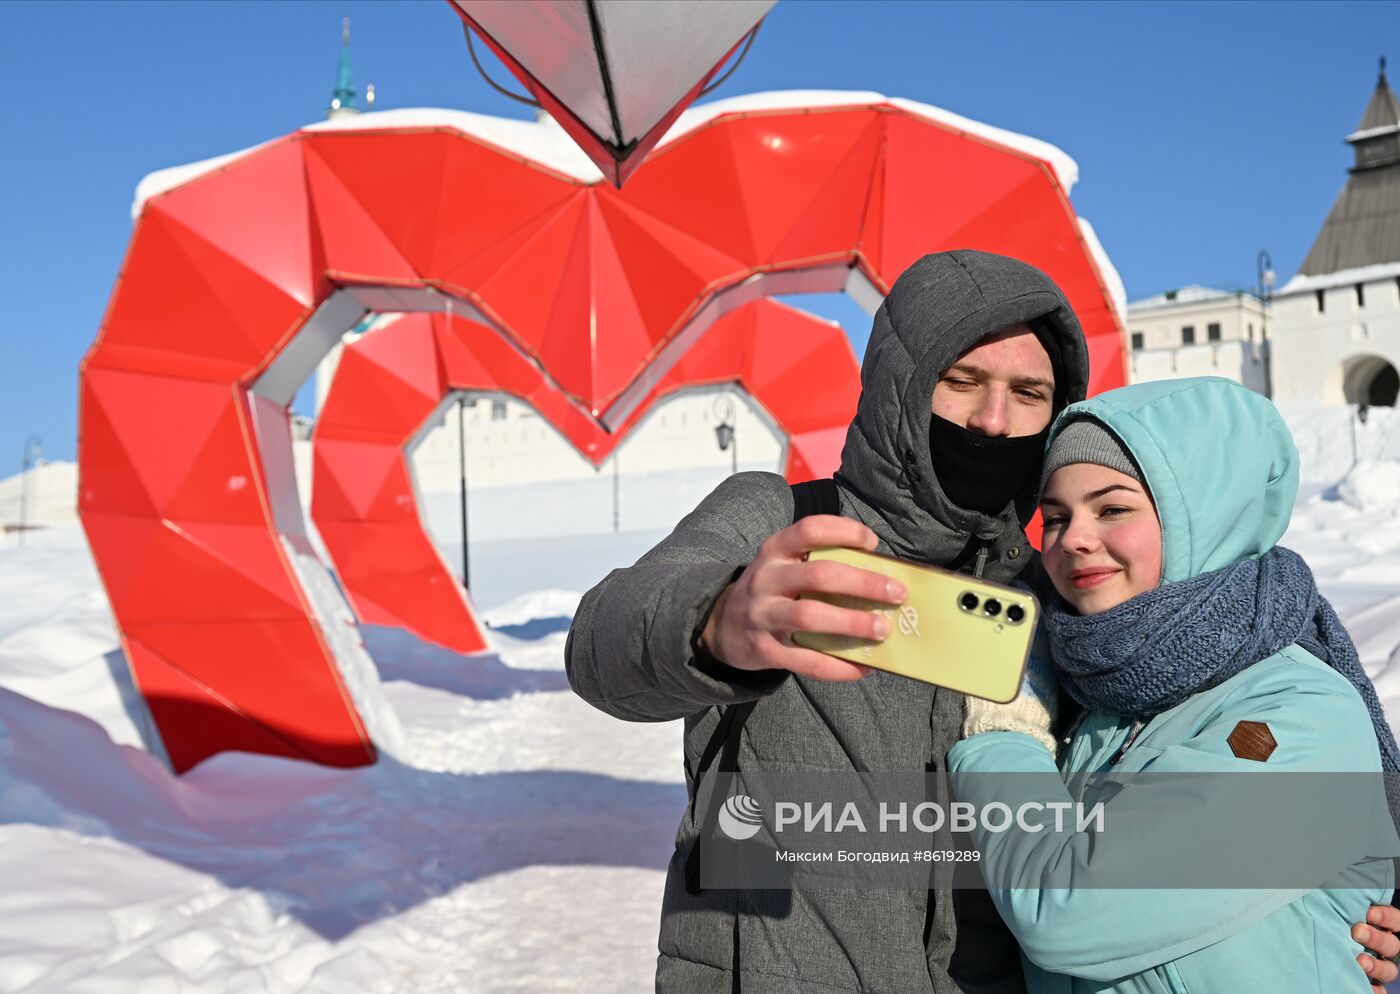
[1298,59,1400,276]
[1269,60,1400,407]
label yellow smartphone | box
[791,546,1039,703]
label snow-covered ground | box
[0,523,682,992]
[2,408,1399,992]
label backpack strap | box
[684,479,841,895]
[683,698,757,894]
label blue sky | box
[2,0,1395,462]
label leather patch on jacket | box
[1227,720,1277,762]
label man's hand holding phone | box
[698,514,906,683]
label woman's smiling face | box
[1040,463,1163,614]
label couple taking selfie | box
[566,250,1400,993]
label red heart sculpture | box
[79,97,1124,772]
[313,301,861,655]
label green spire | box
[329,17,357,116]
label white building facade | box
[1123,286,1271,394]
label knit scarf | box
[1044,546,1400,783]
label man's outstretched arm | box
[565,473,904,722]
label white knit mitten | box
[962,630,1059,752]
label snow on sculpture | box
[79,93,1126,773]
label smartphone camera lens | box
[1006,604,1026,624]
[959,592,979,612]
[982,598,1002,617]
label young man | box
[565,250,1400,992]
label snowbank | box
[4,405,1400,990]
[480,590,582,629]
[0,524,681,992]
[1339,459,1400,514]
[0,459,76,529]
[1280,404,1400,485]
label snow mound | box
[481,590,581,629]
[1279,405,1400,486]
[0,459,77,527]
[1338,460,1400,514]
[0,525,682,991]
[7,405,1400,990]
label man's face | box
[930,324,1055,437]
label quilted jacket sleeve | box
[565,472,795,722]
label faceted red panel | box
[82,369,257,520]
[314,316,493,654]
[99,212,288,374]
[625,110,883,264]
[304,143,419,283]
[84,513,303,629]
[123,636,347,772]
[125,625,372,770]
[79,99,1124,773]
[78,379,161,518]
[1086,328,1131,396]
[303,132,580,278]
[154,139,320,308]
[591,194,747,390]
[314,439,408,520]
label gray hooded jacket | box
[565,251,1090,993]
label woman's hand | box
[1355,903,1400,991]
[962,633,1059,751]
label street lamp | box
[1257,250,1275,396]
[713,395,737,476]
[17,434,41,547]
[457,394,470,590]
[445,299,471,590]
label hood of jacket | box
[1046,376,1300,584]
[836,250,1090,568]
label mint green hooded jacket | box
[947,377,1399,994]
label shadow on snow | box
[0,682,682,941]
[360,624,572,700]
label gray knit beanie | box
[1039,418,1143,494]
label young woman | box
[948,376,1400,993]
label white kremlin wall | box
[1269,263,1400,405]
[0,387,788,556]
[305,386,786,544]
[404,386,784,490]
[10,404,1399,545]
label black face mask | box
[927,413,1049,516]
